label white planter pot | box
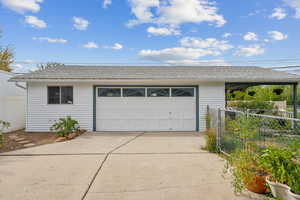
[266,177,291,200]
[288,190,300,200]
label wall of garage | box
[198,83,225,131]
[26,82,94,132]
[26,81,225,132]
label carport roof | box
[9,65,300,83]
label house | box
[9,65,300,132]
[0,70,26,132]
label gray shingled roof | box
[9,65,300,83]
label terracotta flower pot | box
[245,174,269,194]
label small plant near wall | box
[50,116,80,137]
[0,120,10,148]
[203,129,219,153]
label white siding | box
[198,83,225,131]
[0,71,26,132]
[26,81,225,132]
[26,82,93,132]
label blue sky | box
[1,0,300,72]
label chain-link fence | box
[207,107,300,155]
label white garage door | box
[96,87,196,131]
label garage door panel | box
[96,87,196,131]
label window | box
[48,86,73,104]
[123,88,145,97]
[171,88,194,97]
[147,88,169,97]
[98,88,121,97]
[48,86,60,104]
[61,86,73,104]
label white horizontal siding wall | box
[0,71,26,132]
[198,83,225,132]
[26,82,93,132]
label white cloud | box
[33,37,67,43]
[243,32,258,41]
[139,47,221,63]
[0,0,43,13]
[234,44,265,57]
[111,43,123,50]
[127,0,159,26]
[83,42,99,49]
[147,26,180,36]
[165,59,229,66]
[12,63,38,73]
[270,8,287,20]
[180,37,233,51]
[83,42,123,50]
[128,0,226,28]
[139,36,232,64]
[24,15,46,28]
[72,17,89,31]
[222,33,232,38]
[103,0,112,8]
[284,0,300,18]
[268,31,288,40]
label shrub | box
[50,116,80,137]
[259,146,300,194]
[0,120,10,148]
[203,129,219,153]
[224,149,266,193]
[228,100,275,111]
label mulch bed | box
[0,129,86,153]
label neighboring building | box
[0,70,26,132]
[9,66,300,132]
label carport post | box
[293,83,298,120]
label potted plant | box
[225,149,269,194]
[287,140,300,200]
[259,146,300,199]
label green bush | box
[0,120,10,148]
[50,116,80,137]
[259,146,300,194]
[203,129,219,153]
[228,100,275,111]
[225,149,265,193]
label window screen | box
[98,88,121,97]
[48,86,73,104]
[61,86,73,104]
[123,88,145,97]
[147,88,169,97]
[171,88,194,97]
[48,86,60,104]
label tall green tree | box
[0,30,14,72]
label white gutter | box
[15,82,26,90]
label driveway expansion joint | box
[81,132,145,200]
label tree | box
[0,47,14,72]
[37,62,64,70]
[0,30,14,72]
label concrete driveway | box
[0,132,253,200]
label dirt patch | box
[0,129,57,153]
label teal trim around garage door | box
[93,85,199,132]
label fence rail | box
[207,107,300,155]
